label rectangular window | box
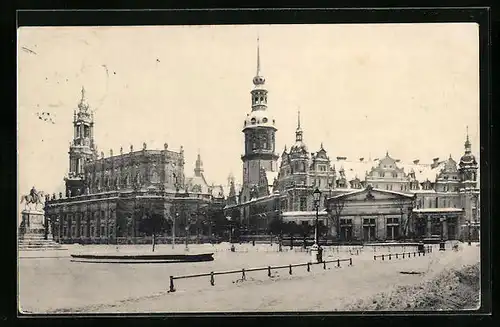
[386,225,399,240]
[340,226,352,241]
[363,226,376,241]
[340,219,352,225]
[299,197,307,211]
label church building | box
[44,88,225,244]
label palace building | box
[224,40,480,243]
[44,88,225,244]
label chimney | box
[359,157,364,162]
[413,159,420,165]
[336,156,347,161]
[395,159,400,163]
[433,157,439,163]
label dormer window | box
[251,118,256,124]
[262,117,268,123]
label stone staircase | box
[18,232,65,251]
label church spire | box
[252,37,265,87]
[256,35,261,76]
[464,125,471,153]
[194,150,204,177]
[78,86,89,112]
[295,109,303,142]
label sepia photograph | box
[17,22,481,314]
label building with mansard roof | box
[44,88,225,244]
[222,37,479,242]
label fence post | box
[389,254,392,260]
[423,250,426,256]
[307,262,310,272]
[403,253,405,258]
[268,266,271,277]
[210,272,215,286]
[242,268,246,281]
[396,253,398,259]
[323,261,326,269]
[169,276,175,293]
[337,259,340,268]
[414,252,416,257]
[374,255,376,260]
[382,254,385,261]
[349,258,352,266]
[289,264,292,275]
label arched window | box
[251,118,256,124]
[151,171,159,183]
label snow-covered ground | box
[18,242,479,313]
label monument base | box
[19,209,62,250]
[310,244,323,264]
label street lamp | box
[466,220,472,246]
[439,216,446,251]
[311,188,323,263]
[172,212,178,250]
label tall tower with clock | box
[240,37,279,203]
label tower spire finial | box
[466,125,469,142]
[297,109,301,130]
[256,35,261,76]
[78,86,89,112]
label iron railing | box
[168,257,353,292]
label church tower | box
[458,126,479,224]
[240,37,278,203]
[65,87,97,197]
[459,126,478,189]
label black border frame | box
[6,6,494,326]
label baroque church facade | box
[224,40,480,243]
[44,88,225,244]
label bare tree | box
[328,197,346,241]
[395,196,415,241]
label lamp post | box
[310,188,323,263]
[467,220,471,246]
[439,216,446,251]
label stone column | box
[442,215,448,240]
[426,215,432,237]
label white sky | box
[17,23,479,197]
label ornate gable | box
[331,186,414,202]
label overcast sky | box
[18,23,479,197]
